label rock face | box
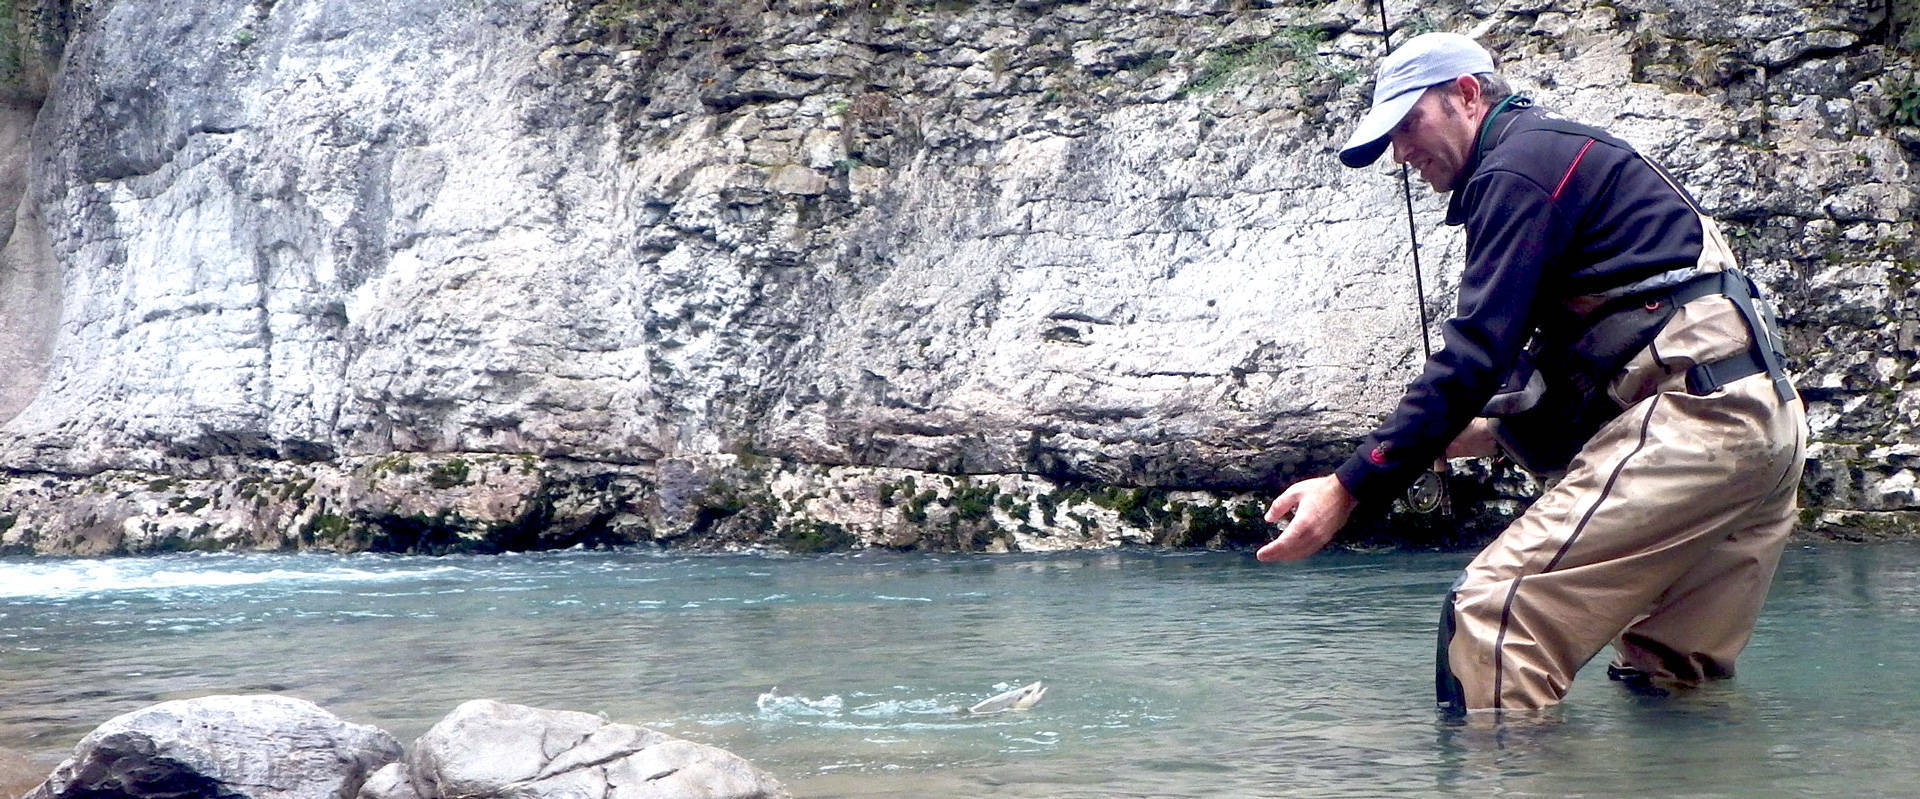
[23,694,401,799]
[360,699,790,799]
[0,0,1915,552]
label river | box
[3,541,1918,797]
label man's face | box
[1388,84,1483,193]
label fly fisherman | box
[1256,32,1807,714]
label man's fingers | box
[1257,515,1332,562]
[1262,497,1288,525]
[1267,518,1342,561]
[1255,475,1357,563]
[1256,525,1306,562]
[1264,485,1301,524]
[1259,484,1316,561]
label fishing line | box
[1375,1,1434,363]
[1373,0,1450,517]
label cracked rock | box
[364,699,789,799]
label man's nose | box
[1390,139,1410,166]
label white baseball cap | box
[1339,33,1496,168]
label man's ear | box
[1454,74,1483,109]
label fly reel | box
[1406,468,1451,516]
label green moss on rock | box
[779,519,857,553]
[303,512,351,542]
[428,458,472,489]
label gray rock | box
[0,0,1915,548]
[370,699,789,799]
[24,694,401,799]
[355,764,421,799]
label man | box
[1257,32,1807,714]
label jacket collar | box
[1445,97,1534,225]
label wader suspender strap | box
[1621,147,1795,402]
[1666,271,1796,402]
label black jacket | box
[1332,103,1720,506]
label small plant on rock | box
[1888,72,1920,128]
[1179,26,1347,98]
[428,458,472,489]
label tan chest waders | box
[1437,275,1805,714]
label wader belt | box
[1662,270,1796,402]
[1685,348,1770,397]
[1587,269,1794,402]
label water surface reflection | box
[1,542,1915,797]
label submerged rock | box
[363,699,790,799]
[23,694,400,799]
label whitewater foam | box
[0,555,463,600]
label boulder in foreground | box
[24,694,400,799]
[361,699,790,799]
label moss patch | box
[948,480,998,521]
[153,531,227,554]
[1175,501,1267,548]
[1804,509,1920,542]
[168,495,211,514]
[904,489,939,523]
[358,511,477,555]
[1887,72,1920,128]
[427,458,472,489]
[1178,26,1343,98]
[778,519,857,553]
[373,454,416,476]
[302,512,351,544]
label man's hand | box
[1445,417,1498,459]
[1257,475,1359,562]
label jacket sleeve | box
[1330,168,1574,506]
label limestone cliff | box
[0,0,1913,555]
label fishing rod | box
[1374,1,1452,518]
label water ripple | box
[3,545,1919,798]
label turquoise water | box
[2,542,1918,797]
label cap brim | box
[1338,87,1424,168]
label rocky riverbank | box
[0,0,1914,554]
[0,451,1521,556]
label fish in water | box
[966,681,1047,715]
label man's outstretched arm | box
[1259,420,1495,562]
